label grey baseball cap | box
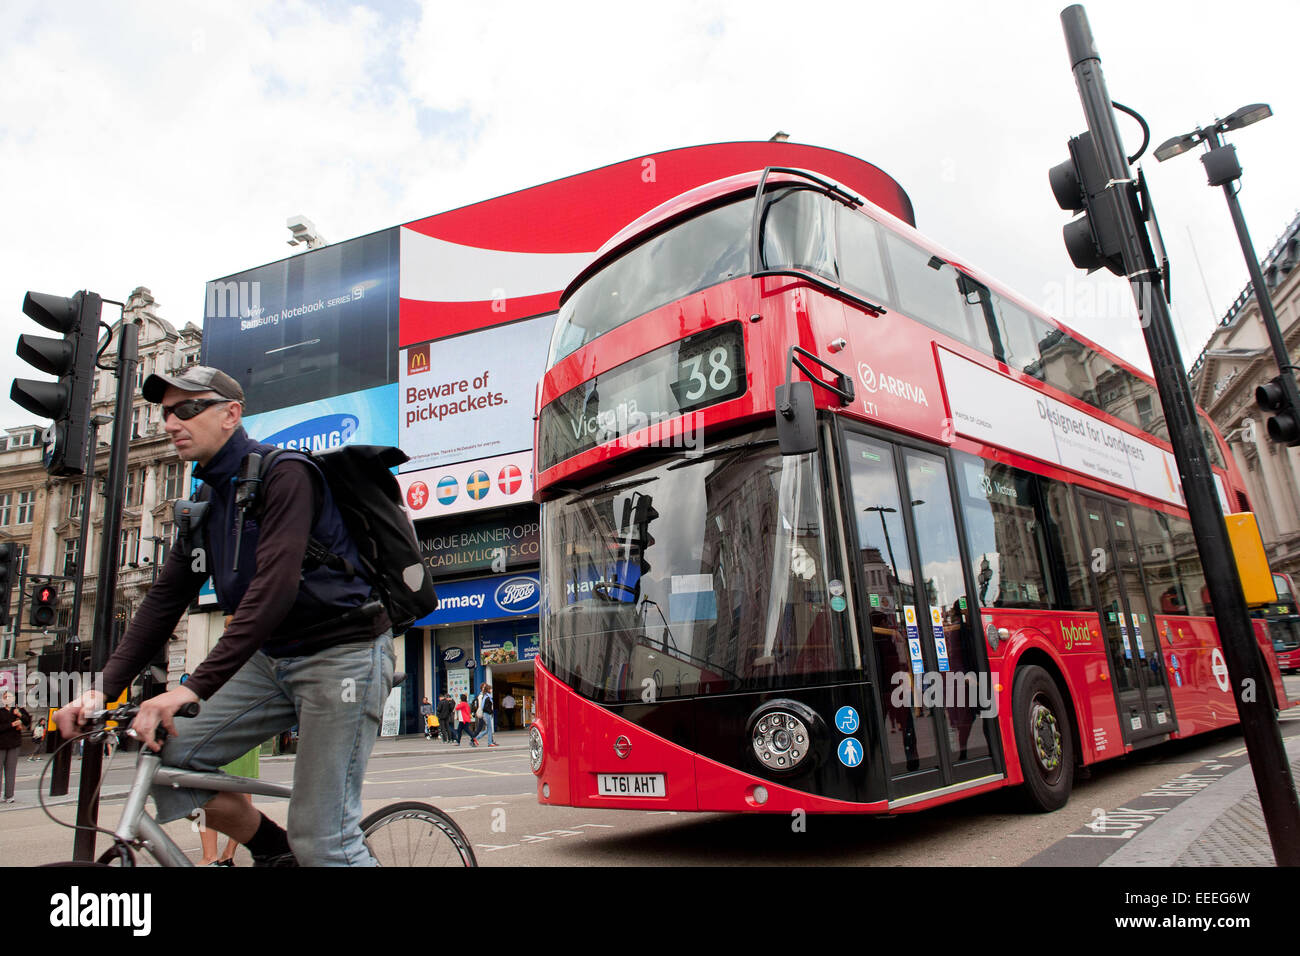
[143,365,245,404]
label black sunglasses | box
[160,398,233,421]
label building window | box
[12,543,28,574]
[119,526,140,567]
[131,406,147,439]
[9,431,35,449]
[67,481,83,520]
[0,493,10,526]
[63,537,79,577]
[125,469,143,507]
[162,462,183,500]
[16,491,35,524]
[154,522,174,563]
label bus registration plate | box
[597,773,666,797]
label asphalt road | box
[6,674,1298,867]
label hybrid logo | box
[1060,621,1094,650]
[262,414,359,452]
[858,362,930,407]
[50,887,151,936]
[495,577,539,613]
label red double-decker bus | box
[529,163,1292,815]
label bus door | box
[1078,493,1175,744]
[841,428,1000,802]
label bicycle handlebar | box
[80,699,202,728]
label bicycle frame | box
[112,748,292,867]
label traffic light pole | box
[1206,129,1300,426]
[72,321,137,862]
[1061,4,1300,865]
[49,417,105,798]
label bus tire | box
[1012,665,1074,812]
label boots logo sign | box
[495,577,539,614]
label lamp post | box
[1155,104,1300,444]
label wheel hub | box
[1030,700,1061,772]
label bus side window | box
[993,296,1044,380]
[835,206,894,308]
[956,453,1054,609]
[881,232,977,348]
[761,188,838,281]
[1164,513,1211,615]
[1036,475,1094,610]
[1131,505,1188,615]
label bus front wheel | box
[1012,665,1074,812]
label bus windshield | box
[549,197,753,365]
[540,433,857,703]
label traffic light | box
[631,494,658,585]
[31,583,57,628]
[11,290,102,476]
[1049,132,1126,276]
[0,543,13,627]
[1256,374,1300,446]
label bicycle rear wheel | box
[360,801,477,867]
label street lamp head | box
[1222,103,1272,132]
[1154,131,1200,162]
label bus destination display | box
[539,322,746,471]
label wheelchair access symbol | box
[835,706,860,734]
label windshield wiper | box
[665,438,776,471]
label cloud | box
[3,0,1298,431]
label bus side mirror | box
[775,382,817,455]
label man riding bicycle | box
[56,366,394,866]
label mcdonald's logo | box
[407,343,431,375]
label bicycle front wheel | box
[360,801,477,867]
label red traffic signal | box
[31,584,57,628]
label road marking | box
[1217,745,1248,758]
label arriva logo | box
[1060,621,1093,650]
[262,414,359,452]
[495,577,539,613]
[857,362,929,407]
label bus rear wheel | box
[1012,665,1074,812]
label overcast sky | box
[2,0,1296,431]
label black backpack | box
[251,444,438,631]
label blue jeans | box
[475,713,495,745]
[153,633,395,866]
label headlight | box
[528,724,545,774]
[751,709,811,771]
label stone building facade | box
[1189,211,1300,581]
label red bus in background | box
[1257,572,1300,673]
[529,163,1291,816]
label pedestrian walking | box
[437,691,454,742]
[476,685,497,747]
[502,692,516,731]
[0,692,31,802]
[455,694,475,747]
[28,718,47,761]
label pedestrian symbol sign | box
[838,738,863,768]
[835,706,859,734]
